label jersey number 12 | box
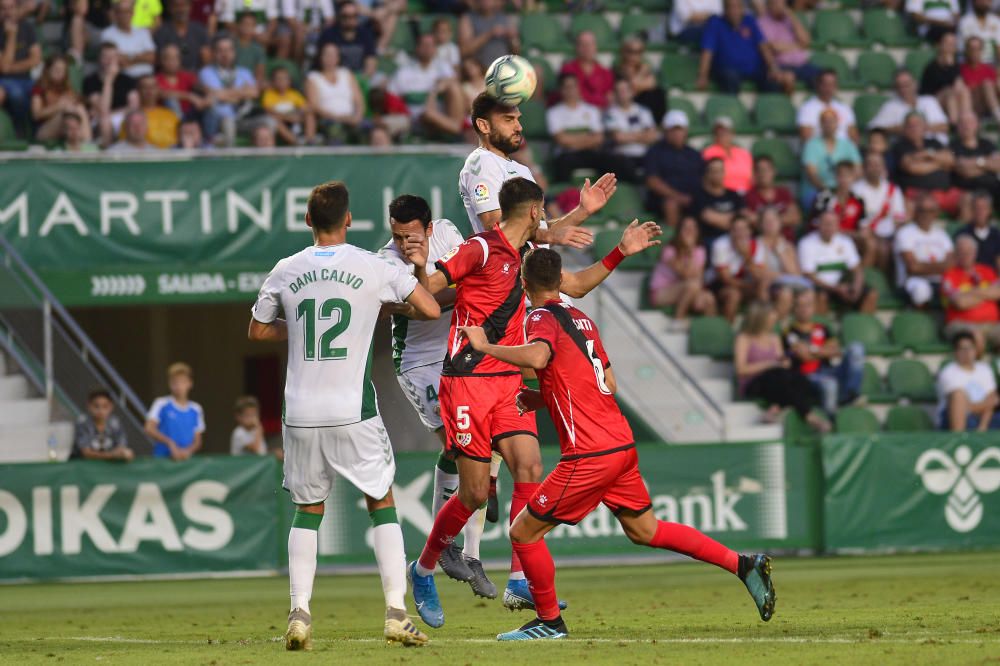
[296,298,351,361]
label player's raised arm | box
[403,283,442,321]
[403,233,451,294]
[534,173,617,249]
[458,325,552,370]
[560,219,662,298]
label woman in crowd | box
[735,301,829,431]
[305,42,366,141]
[614,36,665,124]
[31,55,89,143]
[648,216,718,324]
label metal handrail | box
[0,234,149,429]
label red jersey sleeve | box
[525,309,561,357]
[435,236,485,285]
[592,328,612,369]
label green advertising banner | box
[0,456,279,580]
[0,151,469,306]
[822,433,1000,552]
[309,442,821,566]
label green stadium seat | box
[810,52,859,89]
[266,58,302,87]
[861,362,896,403]
[596,182,648,223]
[835,406,881,434]
[752,138,799,180]
[521,14,570,53]
[885,405,935,431]
[418,14,456,35]
[863,9,920,47]
[388,20,415,52]
[659,53,700,91]
[592,228,659,271]
[668,97,708,135]
[688,316,734,359]
[518,99,547,140]
[619,13,658,41]
[890,311,950,353]
[887,359,937,402]
[569,15,617,51]
[783,409,821,445]
[0,109,15,141]
[527,56,556,93]
[863,267,903,309]
[856,52,897,90]
[753,94,797,135]
[704,95,752,133]
[904,49,935,80]
[854,94,889,130]
[841,313,902,356]
[813,10,869,48]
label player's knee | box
[457,482,488,510]
[512,459,543,483]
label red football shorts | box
[439,373,538,463]
[527,445,651,525]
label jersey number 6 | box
[587,339,612,395]
[296,298,352,361]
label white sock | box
[462,506,486,560]
[490,452,502,479]
[508,572,526,581]
[288,527,318,614]
[372,522,408,610]
[433,464,459,517]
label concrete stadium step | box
[0,422,74,463]
[700,378,733,404]
[0,374,30,400]
[683,356,733,380]
[0,398,50,427]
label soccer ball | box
[484,55,537,106]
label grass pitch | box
[2,551,999,665]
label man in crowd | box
[703,117,753,194]
[890,112,962,217]
[389,33,465,139]
[644,110,704,229]
[798,208,877,313]
[783,288,865,415]
[869,70,949,142]
[153,0,209,71]
[101,0,155,78]
[559,30,613,109]
[199,35,259,145]
[710,214,768,321]
[952,111,1000,207]
[937,331,1000,431]
[797,68,857,142]
[942,234,1000,352]
[957,189,1000,270]
[72,388,135,461]
[688,157,747,249]
[696,0,793,94]
[317,0,377,79]
[894,192,955,306]
[106,109,155,151]
[0,0,41,133]
[852,150,907,271]
[604,78,658,177]
[84,42,136,135]
[745,155,801,235]
[958,0,1000,64]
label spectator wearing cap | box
[797,69,857,142]
[644,109,704,228]
[956,190,1000,271]
[0,0,41,133]
[920,30,972,127]
[801,108,862,207]
[546,73,634,182]
[869,70,949,143]
[559,31,615,109]
[316,0,377,79]
[797,208,877,313]
[953,111,1000,207]
[688,156,748,249]
[894,191,956,306]
[942,234,1000,353]
[604,78,658,175]
[670,0,721,47]
[937,331,1000,432]
[756,0,820,88]
[702,116,753,194]
[101,0,156,78]
[153,0,210,72]
[696,0,794,94]
[852,150,907,271]
[746,154,801,237]
[890,112,962,217]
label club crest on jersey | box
[473,183,490,203]
[456,433,472,447]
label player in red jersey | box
[403,178,662,628]
[458,247,777,641]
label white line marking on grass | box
[53,635,1000,646]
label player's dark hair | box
[499,177,544,217]
[522,247,562,291]
[389,194,432,229]
[308,181,350,231]
[87,387,113,403]
[953,330,977,349]
[471,92,516,135]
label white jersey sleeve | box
[252,257,292,323]
[377,256,419,304]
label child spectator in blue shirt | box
[145,362,205,460]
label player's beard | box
[490,129,523,156]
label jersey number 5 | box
[586,339,612,395]
[296,298,352,361]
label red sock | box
[509,482,539,574]
[512,539,560,620]
[649,521,739,574]
[418,495,474,571]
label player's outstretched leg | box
[620,511,776,622]
[410,493,475,627]
[368,502,429,646]
[285,505,321,651]
[498,507,567,640]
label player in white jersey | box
[459,92,618,240]
[249,181,440,651]
[378,194,497,599]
